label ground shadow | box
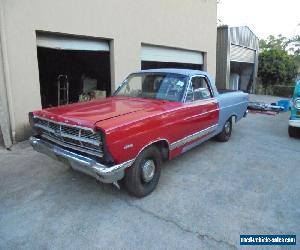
[0,129,4,148]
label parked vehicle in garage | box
[289,80,300,137]
[29,69,248,197]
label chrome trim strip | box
[135,138,171,158]
[41,134,103,157]
[218,101,248,110]
[185,108,219,120]
[78,128,83,147]
[170,124,218,150]
[59,122,65,143]
[92,159,134,175]
[182,131,216,153]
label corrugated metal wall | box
[229,26,259,50]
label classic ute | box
[29,69,248,197]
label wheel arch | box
[226,113,237,124]
[231,114,237,123]
[135,139,170,162]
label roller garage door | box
[230,44,256,63]
[141,45,204,70]
[36,33,109,51]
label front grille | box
[33,117,103,157]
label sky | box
[217,0,300,39]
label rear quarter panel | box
[217,91,248,134]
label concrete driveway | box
[0,96,299,250]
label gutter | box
[0,0,15,146]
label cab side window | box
[186,76,213,102]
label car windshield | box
[114,73,188,102]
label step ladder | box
[57,75,69,106]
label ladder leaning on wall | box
[57,74,69,106]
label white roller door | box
[141,45,203,65]
[36,33,109,51]
[230,44,255,63]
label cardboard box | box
[91,90,106,100]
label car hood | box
[33,97,168,128]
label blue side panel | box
[216,91,249,133]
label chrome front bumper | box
[289,119,300,128]
[29,137,134,183]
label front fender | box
[100,119,172,164]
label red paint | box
[33,96,219,164]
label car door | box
[178,75,219,143]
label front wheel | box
[124,146,162,197]
[216,118,232,142]
[288,125,298,138]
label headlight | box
[294,98,300,109]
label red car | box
[29,69,248,197]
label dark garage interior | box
[37,47,111,108]
[142,61,203,71]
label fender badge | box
[124,144,133,150]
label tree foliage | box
[258,35,299,89]
[258,49,297,88]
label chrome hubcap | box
[141,160,155,183]
[224,121,231,134]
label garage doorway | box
[36,32,111,108]
[141,45,203,71]
[229,45,256,92]
[229,61,254,92]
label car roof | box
[138,68,208,77]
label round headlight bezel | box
[294,98,300,109]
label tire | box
[288,125,298,138]
[124,146,162,198]
[216,118,232,142]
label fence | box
[255,80,295,98]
